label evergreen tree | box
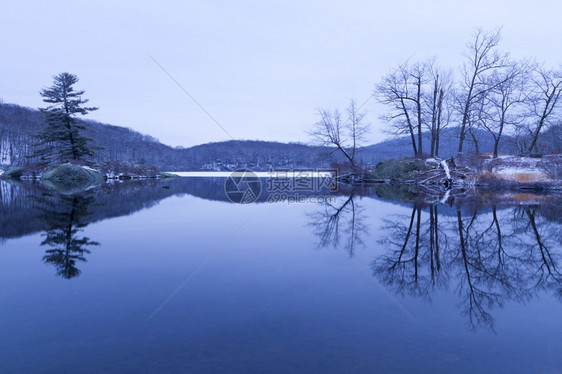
[34,72,98,163]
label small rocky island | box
[0,162,175,194]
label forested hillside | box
[0,103,333,170]
[1,102,560,171]
[0,103,183,168]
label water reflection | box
[2,178,561,372]
[308,193,367,257]
[0,179,178,279]
[378,203,561,331]
[38,192,99,279]
[309,189,562,331]
[2,178,561,323]
[0,178,264,277]
[374,203,449,301]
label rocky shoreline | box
[2,154,561,194]
[0,163,175,194]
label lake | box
[0,177,560,373]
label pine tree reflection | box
[38,192,99,279]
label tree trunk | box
[401,98,417,157]
[527,83,560,155]
[459,76,476,155]
[435,89,443,157]
[527,114,547,155]
[416,78,423,157]
[430,77,438,157]
[65,116,78,160]
[469,128,479,155]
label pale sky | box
[1,0,561,147]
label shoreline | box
[2,154,561,194]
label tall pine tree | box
[34,73,98,163]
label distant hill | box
[178,140,331,171]
[360,127,520,164]
[0,103,334,170]
[1,102,559,170]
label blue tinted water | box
[0,179,560,373]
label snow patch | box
[482,156,553,182]
[440,189,450,204]
[440,160,451,179]
[0,138,13,165]
[492,167,547,182]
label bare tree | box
[347,99,368,163]
[308,193,367,257]
[425,62,453,157]
[310,99,369,169]
[410,63,429,156]
[376,61,428,157]
[479,61,531,157]
[457,28,510,155]
[519,66,562,155]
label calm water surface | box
[0,178,560,373]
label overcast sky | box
[1,0,561,147]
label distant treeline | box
[1,102,560,171]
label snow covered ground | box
[485,156,552,182]
[492,167,548,182]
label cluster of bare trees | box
[377,60,452,157]
[376,28,562,158]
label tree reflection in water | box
[375,203,450,302]
[308,193,367,257]
[311,192,562,331]
[377,202,561,331]
[37,192,99,279]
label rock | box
[0,167,23,180]
[41,163,104,194]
